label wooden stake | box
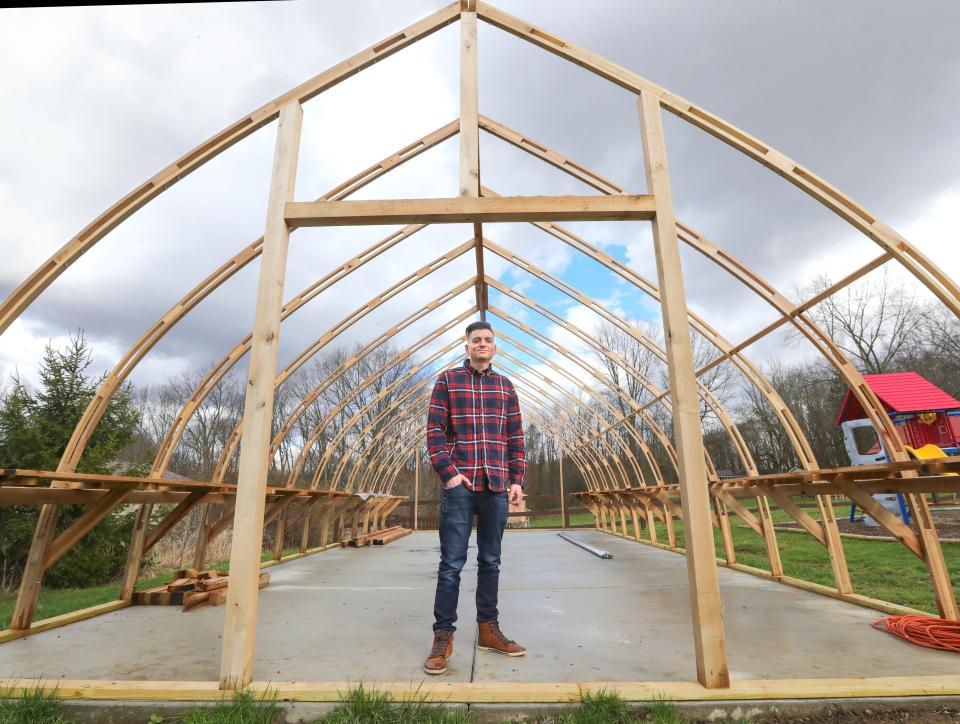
[638,90,729,688]
[559,449,567,528]
[413,453,420,531]
[119,503,153,602]
[220,99,302,690]
[272,511,285,562]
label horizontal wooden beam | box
[2,674,959,702]
[285,195,655,227]
[0,469,356,500]
[578,474,960,502]
[0,601,130,645]
[0,487,216,505]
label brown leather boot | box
[423,630,454,675]
[477,621,526,656]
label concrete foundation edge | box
[52,695,960,724]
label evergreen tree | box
[0,333,142,590]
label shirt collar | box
[463,358,493,376]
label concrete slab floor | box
[0,530,956,684]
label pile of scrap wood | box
[343,526,412,547]
[133,568,270,612]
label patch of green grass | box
[0,547,300,631]
[0,583,119,631]
[0,682,70,724]
[320,684,471,723]
[574,687,632,723]
[179,688,278,724]
[531,514,597,528]
[643,696,685,724]
[620,505,960,613]
[539,689,687,723]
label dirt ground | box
[777,506,960,540]
[750,707,960,723]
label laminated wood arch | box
[3,0,958,694]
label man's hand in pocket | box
[445,473,469,489]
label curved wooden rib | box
[496,346,650,485]
[157,238,472,477]
[356,360,618,495]
[492,313,681,478]
[200,306,478,545]
[366,392,603,496]
[168,306,476,561]
[353,359,622,494]
[510,371,628,489]
[210,289,478,485]
[62,119,458,478]
[346,380,596,495]
[476,2,960,324]
[150,223,427,475]
[313,346,463,488]
[482,241,758,474]
[496,331,674,479]
[484,272,750,473]
[473,24,957,609]
[269,300,479,489]
[0,4,461,337]
[498,352,642,488]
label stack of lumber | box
[343,526,411,547]
[373,527,412,545]
[133,568,270,612]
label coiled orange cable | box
[872,615,960,653]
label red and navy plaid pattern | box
[426,359,526,492]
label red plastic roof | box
[837,372,960,425]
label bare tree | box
[798,269,931,374]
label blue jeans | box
[432,482,508,632]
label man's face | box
[466,328,496,364]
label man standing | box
[423,320,526,675]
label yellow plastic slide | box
[905,443,958,475]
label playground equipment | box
[838,372,960,523]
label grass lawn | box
[598,503,959,614]
[0,548,301,630]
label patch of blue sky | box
[489,220,663,328]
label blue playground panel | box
[849,495,911,525]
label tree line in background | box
[553,270,960,492]
[1,271,957,589]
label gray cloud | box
[1,0,958,389]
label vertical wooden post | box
[756,496,784,578]
[638,90,730,688]
[119,503,153,601]
[460,1,485,319]
[459,2,479,198]
[905,493,959,619]
[659,494,678,548]
[11,509,62,628]
[220,99,302,690]
[272,512,285,561]
[192,503,216,570]
[413,452,420,531]
[558,448,568,529]
[629,502,642,542]
[299,507,312,553]
[714,498,736,564]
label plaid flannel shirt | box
[426,359,525,492]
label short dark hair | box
[465,321,493,336]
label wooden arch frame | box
[2,0,958,696]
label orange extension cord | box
[872,615,960,653]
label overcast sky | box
[2,0,958,404]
